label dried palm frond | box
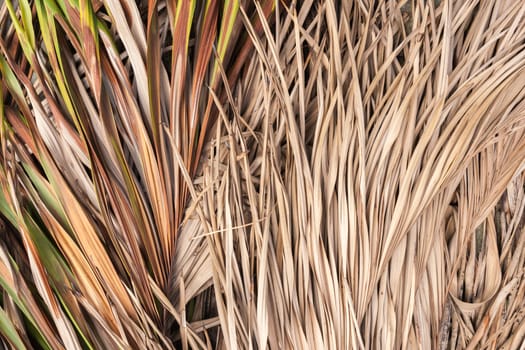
[2,0,525,349]
[195,0,525,348]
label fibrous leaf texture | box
[2,0,525,349]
